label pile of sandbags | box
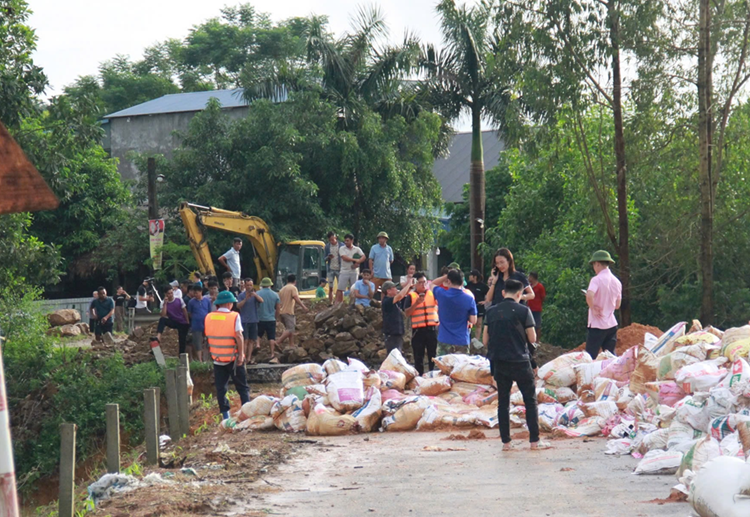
[533,319,750,515]
[219,348,507,436]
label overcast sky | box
[28,0,478,130]
[28,0,459,92]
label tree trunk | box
[698,0,714,324]
[609,1,631,326]
[469,105,485,273]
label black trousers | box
[586,326,618,359]
[213,361,251,414]
[411,326,438,375]
[384,334,403,353]
[157,317,190,354]
[493,360,540,444]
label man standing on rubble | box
[585,250,622,358]
[369,232,394,293]
[404,272,439,375]
[204,290,250,420]
[218,237,243,289]
[484,279,548,450]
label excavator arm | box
[179,202,277,281]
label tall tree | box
[424,0,514,272]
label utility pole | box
[147,157,159,220]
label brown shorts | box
[280,313,296,332]
[372,277,391,289]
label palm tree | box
[423,0,513,271]
[244,6,424,128]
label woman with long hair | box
[484,248,535,307]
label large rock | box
[341,315,356,330]
[335,332,354,342]
[330,340,359,357]
[48,309,81,327]
[75,322,90,335]
[351,326,368,340]
[58,324,81,337]
[314,303,349,327]
[301,338,325,353]
[285,347,309,363]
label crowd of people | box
[88,234,623,442]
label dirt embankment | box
[572,323,664,355]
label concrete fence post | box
[143,389,159,466]
[176,366,190,437]
[59,423,76,517]
[165,369,180,440]
[105,404,120,473]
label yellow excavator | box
[179,202,325,297]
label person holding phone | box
[484,248,535,307]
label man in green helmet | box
[585,250,622,358]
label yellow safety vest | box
[409,290,439,328]
[205,311,239,362]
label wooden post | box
[143,389,158,465]
[59,423,76,517]
[105,404,120,473]
[176,366,190,437]
[165,370,180,440]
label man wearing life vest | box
[404,272,439,375]
[205,290,251,420]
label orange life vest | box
[205,311,240,362]
[409,290,439,328]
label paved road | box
[242,431,688,517]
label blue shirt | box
[237,291,260,324]
[368,244,394,279]
[256,288,280,321]
[433,286,477,346]
[353,280,375,306]
[187,297,212,331]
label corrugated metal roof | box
[103,89,250,119]
[433,130,505,203]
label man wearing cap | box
[204,290,250,420]
[369,232,394,292]
[256,277,282,363]
[380,280,413,352]
[585,250,622,358]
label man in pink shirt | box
[585,250,622,358]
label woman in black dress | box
[485,248,535,306]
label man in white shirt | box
[338,233,366,298]
[218,237,242,288]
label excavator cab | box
[275,241,325,297]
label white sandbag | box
[382,396,432,431]
[450,360,493,385]
[416,375,453,396]
[674,394,712,432]
[323,358,348,376]
[538,352,592,387]
[538,403,564,432]
[306,403,359,436]
[638,428,670,454]
[326,370,364,412]
[668,420,705,450]
[238,395,279,421]
[380,348,419,382]
[378,370,407,391]
[352,387,382,432]
[416,404,477,430]
[678,435,722,476]
[347,357,370,373]
[633,449,683,475]
[599,346,637,382]
[657,344,708,380]
[705,387,738,420]
[650,321,686,356]
[272,396,307,432]
[717,358,750,389]
[281,363,326,392]
[689,456,750,517]
[675,358,728,394]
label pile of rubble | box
[46,309,89,337]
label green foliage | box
[0,214,62,289]
[0,0,47,128]
[156,92,444,258]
